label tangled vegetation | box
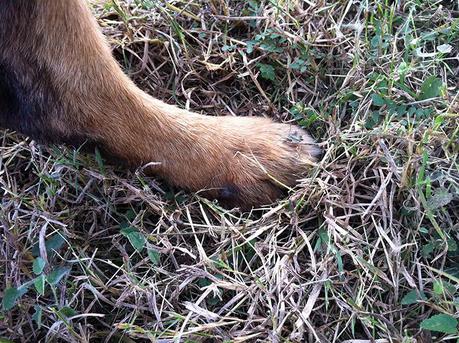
[1,0,458,342]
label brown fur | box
[0,0,320,208]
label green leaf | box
[433,280,444,295]
[422,242,435,258]
[371,93,386,107]
[32,305,43,328]
[433,280,456,296]
[222,44,236,52]
[58,306,77,318]
[420,314,458,334]
[121,227,146,252]
[34,275,46,296]
[365,111,381,129]
[398,61,410,79]
[33,257,46,275]
[447,239,458,252]
[148,249,161,266]
[197,277,212,288]
[418,76,443,100]
[257,63,276,81]
[401,290,427,305]
[46,266,71,285]
[370,35,381,48]
[2,286,28,311]
[419,227,429,234]
[260,42,283,53]
[0,338,16,343]
[32,233,66,257]
[290,58,309,73]
[246,40,257,54]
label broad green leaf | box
[246,40,257,54]
[422,242,435,258]
[401,290,427,305]
[2,286,28,311]
[433,280,456,296]
[32,234,66,257]
[370,35,380,48]
[197,277,212,288]
[259,42,283,53]
[418,76,443,100]
[46,266,71,285]
[33,257,46,275]
[420,314,458,334]
[290,58,309,73]
[257,63,276,81]
[222,44,236,52]
[365,111,381,129]
[433,280,444,295]
[43,234,66,252]
[32,305,43,328]
[34,275,46,296]
[121,227,146,252]
[371,93,386,106]
[148,249,161,266]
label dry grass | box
[1,0,458,342]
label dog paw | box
[200,117,321,208]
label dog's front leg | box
[0,0,320,208]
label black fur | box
[0,62,58,143]
[0,1,52,142]
[0,1,92,148]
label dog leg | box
[0,0,320,208]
